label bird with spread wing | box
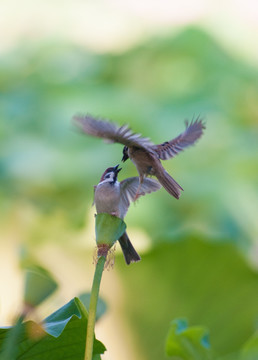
[73,114,205,199]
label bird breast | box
[128,147,158,176]
[94,182,121,217]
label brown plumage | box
[73,114,205,199]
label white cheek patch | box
[99,172,117,185]
[99,178,111,185]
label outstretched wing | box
[119,177,161,218]
[73,114,154,150]
[153,116,205,160]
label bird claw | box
[133,191,144,202]
[133,193,140,202]
[133,182,143,202]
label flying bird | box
[94,165,161,264]
[73,114,205,199]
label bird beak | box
[113,164,122,174]
[122,146,129,162]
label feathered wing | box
[73,114,154,150]
[153,116,205,160]
[119,177,161,218]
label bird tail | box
[155,169,183,199]
[118,232,141,265]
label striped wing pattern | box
[119,177,161,218]
[153,117,205,160]
[73,114,154,150]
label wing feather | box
[153,116,205,160]
[73,114,154,150]
[119,177,161,218]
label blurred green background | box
[1,2,258,359]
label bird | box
[94,164,161,264]
[73,114,205,199]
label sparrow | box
[94,165,161,264]
[73,114,205,199]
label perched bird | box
[94,165,161,264]
[73,114,205,199]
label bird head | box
[99,164,122,184]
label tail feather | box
[118,232,141,265]
[155,170,183,199]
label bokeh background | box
[1,1,258,359]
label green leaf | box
[0,316,23,360]
[165,318,211,360]
[241,331,258,360]
[78,292,107,321]
[0,297,106,360]
[24,265,58,307]
[118,239,258,360]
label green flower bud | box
[95,213,126,258]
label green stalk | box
[84,213,126,359]
[1,315,24,360]
[85,256,106,360]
